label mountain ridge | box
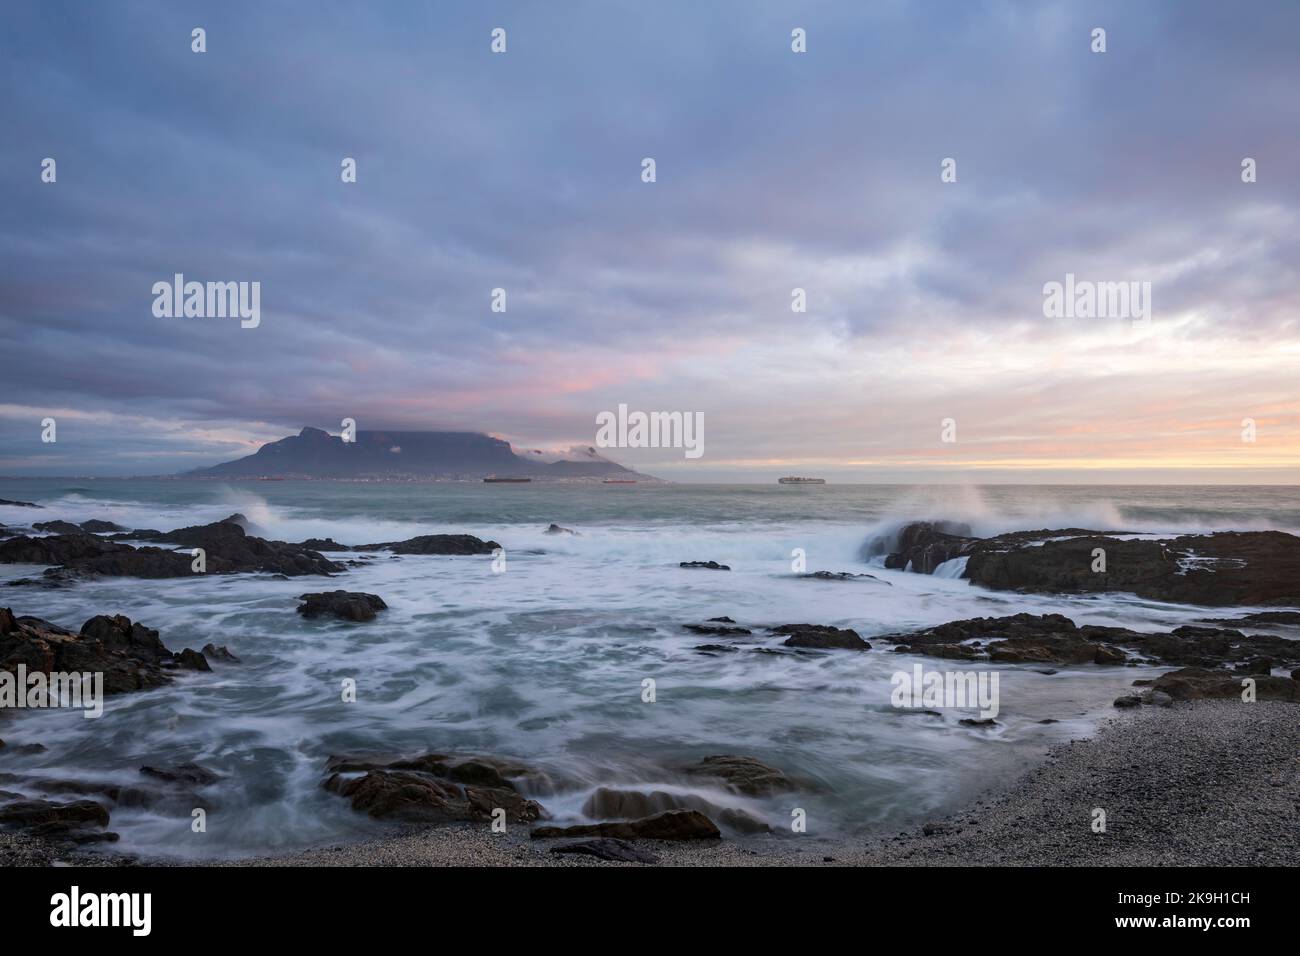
[182,427,653,480]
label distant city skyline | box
[2,2,1297,482]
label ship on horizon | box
[778,476,826,484]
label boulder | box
[678,755,800,796]
[297,591,388,622]
[772,624,870,650]
[1,609,181,695]
[355,535,499,555]
[544,524,578,535]
[1150,667,1299,701]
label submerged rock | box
[297,591,388,622]
[678,755,800,796]
[772,623,870,651]
[139,762,220,786]
[355,534,499,555]
[581,787,770,834]
[679,561,730,570]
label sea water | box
[1,480,1296,858]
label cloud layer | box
[1,0,1297,480]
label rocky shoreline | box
[1,506,1297,865]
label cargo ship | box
[778,476,826,484]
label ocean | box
[1,479,1297,858]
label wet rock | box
[0,798,109,831]
[32,520,86,535]
[1113,695,1144,708]
[1150,667,1299,701]
[799,571,885,583]
[2,609,180,695]
[324,768,543,824]
[550,838,659,863]
[679,561,730,570]
[79,519,128,533]
[682,622,752,636]
[532,809,720,841]
[0,743,47,756]
[296,538,351,551]
[581,787,769,834]
[139,763,220,786]
[959,718,998,727]
[176,648,211,671]
[4,516,345,579]
[875,612,1300,670]
[884,521,977,573]
[202,643,240,663]
[965,530,1300,607]
[1148,690,1174,707]
[679,755,799,796]
[693,644,739,654]
[544,524,578,535]
[1201,610,1300,626]
[297,590,388,622]
[772,623,870,650]
[356,534,499,555]
[0,499,41,509]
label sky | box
[1,0,1297,482]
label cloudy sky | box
[1,0,1297,481]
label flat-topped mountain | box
[184,427,649,480]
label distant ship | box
[778,476,826,484]
[483,476,532,483]
[602,479,637,484]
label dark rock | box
[1150,667,1299,701]
[550,838,659,863]
[532,809,720,841]
[139,762,220,786]
[679,561,730,570]
[693,644,738,654]
[544,524,577,535]
[772,623,870,650]
[1148,690,1174,707]
[682,622,752,636]
[355,535,499,555]
[884,521,978,573]
[176,648,211,671]
[296,538,351,551]
[679,755,799,796]
[800,571,884,583]
[707,616,736,623]
[324,768,543,824]
[0,742,47,756]
[581,787,769,834]
[0,499,41,508]
[297,590,388,622]
[0,798,109,829]
[1113,695,1144,708]
[1200,610,1300,626]
[959,717,998,727]
[32,520,86,535]
[202,643,240,663]
[2,609,180,695]
[79,520,128,533]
